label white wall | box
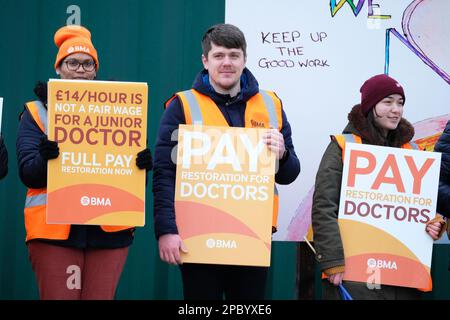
[226,0,450,240]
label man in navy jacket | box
[153,23,300,299]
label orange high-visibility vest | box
[23,100,132,242]
[166,89,283,232]
[322,133,431,292]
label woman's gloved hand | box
[39,135,59,160]
[136,148,153,171]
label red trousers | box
[28,241,129,300]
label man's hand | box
[158,234,188,265]
[426,220,444,240]
[263,128,286,160]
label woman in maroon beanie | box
[311,74,445,299]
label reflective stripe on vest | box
[333,133,419,161]
[259,90,279,129]
[402,141,420,150]
[178,90,204,125]
[26,100,48,134]
[172,89,282,231]
[172,89,282,130]
[333,134,362,161]
[25,193,47,207]
[23,101,131,242]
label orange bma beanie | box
[54,25,99,70]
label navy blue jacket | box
[0,135,7,180]
[16,82,134,248]
[435,120,450,218]
[153,68,301,238]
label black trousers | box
[180,263,268,300]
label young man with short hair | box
[153,23,300,300]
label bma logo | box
[80,196,112,207]
[206,238,237,249]
[250,119,265,128]
[67,46,90,54]
[367,258,398,270]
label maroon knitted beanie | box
[360,74,405,116]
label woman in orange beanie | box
[16,25,153,300]
[311,74,445,300]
